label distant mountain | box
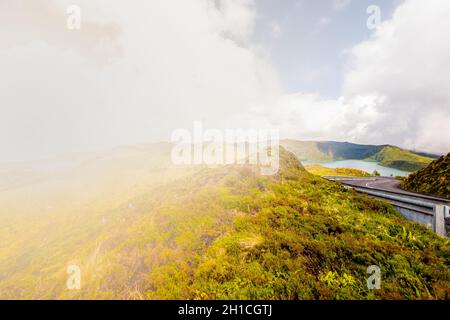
[281,140,435,171]
[412,151,440,159]
[366,145,435,171]
[401,153,450,199]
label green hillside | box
[0,147,448,299]
[367,146,434,171]
[281,140,383,161]
[304,164,371,177]
[280,140,332,161]
[281,140,435,171]
[401,153,450,199]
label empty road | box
[324,176,450,205]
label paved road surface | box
[323,176,450,205]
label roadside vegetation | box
[304,164,371,177]
[0,148,448,299]
[401,153,450,199]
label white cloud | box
[209,0,257,43]
[0,0,282,162]
[1,0,449,162]
[249,0,450,155]
[244,94,383,144]
[342,0,450,153]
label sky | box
[1,0,449,162]
[253,0,399,97]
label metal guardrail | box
[324,176,450,205]
[333,181,449,237]
[352,187,435,211]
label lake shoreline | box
[302,159,411,177]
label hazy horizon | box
[1,0,450,162]
[0,137,443,167]
[1,1,449,302]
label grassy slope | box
[0,148,448,299]
[401,153,450,199]
[281,140,334,161]
[304,164,371,177]
[367,146,434,171]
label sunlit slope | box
[304,164,371,177]
[0,143,196,298]
[367,146,434,172]
[281,140,435,171]
[401,153,450,199]
[0,147,448,299]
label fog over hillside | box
[1,146,448,299]
[0,0,449,303]
[1,0,450,163]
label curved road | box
[324,176,450,237]
[360,177,402,192]
[323,176,450,205]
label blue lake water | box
[302,160,411,177]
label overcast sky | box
[1,0,449,162]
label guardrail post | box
[433,205,447,237]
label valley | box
[281,140,436,174]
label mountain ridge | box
[281,140,436,171]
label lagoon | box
[302,159,411,177]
